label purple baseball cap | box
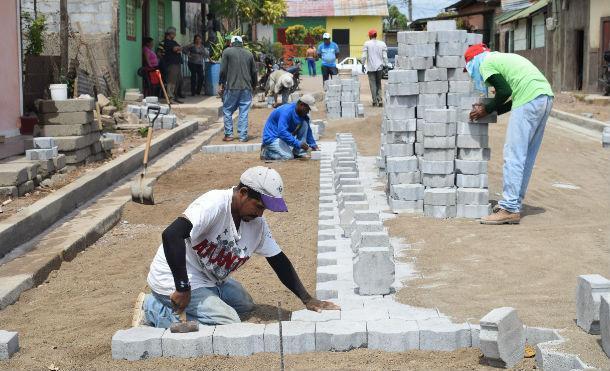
[240,166,288,212]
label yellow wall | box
[589,0,610,49]
[325,16,384,59]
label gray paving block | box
[535,340,589,371]
[389,198,424,213]
[480,307,526,368]
[424,204,457,218]
[388,69,418,83]
[161,325,214,358]
[264,321,316,354]
[213,323,265,356]
[33,137,56,149]
[397,30,437,44]
[458,148,490,161]
[315,320,367,351]
[399,43,436,57]
[395,56,434,70]
[291,309,340,322]
[385,131,416,144]
[418,68,448,82]
[457,122,488,136]
[385,119,417,132]
[415,142,425,156]
[387,83,419,97]
[436,30,467,42]
[449,80,472,93]
[601,295,610,357]
[576,274,610,334]
[386,95,418,107]
[355,231,390,251]
[424,136,455,149]
[54,132,101,151]
[26,147,59,161]
[423,173,455,188]
[0,330,19,359]
[447,67,471,81]
[385,106,416,120]
[424,108,457,124]
[341,307,389,321]
[455,159,487,174]
[385,156,418,173]
[603,127,610,148]
[437,42,467,56]
[424,188,456,206]
[0,163,31,186]
[419,319,471,351]
[318,229,338,241]
[348,221,384,242]
[111,327,165,360]
[368,319,419,352]
[37,98,95,113]
[419,81,449,94]
[317,265,340,282]
[423,122,457,137]
[40,111,95,125]
[318,240,339,254]
[418,93,447,106]
[353,246,395,295]
[427,20,457,31]
[436,56,465,68]
[457,188,489,205]
[390,183,424,201]
[421,160,454,175]
[468,32,484,45]
[456,174,488,188]
[457,134,489,148]
[469,323,481,348]
[385,143,415,157]
[388,170,421,184]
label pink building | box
[0,0,24,160]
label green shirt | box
[479,52,553,109]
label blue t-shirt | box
[317,41,339,67]
[262,103,317,149]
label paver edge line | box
[550,108,610,133]
[0,121,201,258]
[0,122,223,310]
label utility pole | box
[59,0,68,77]
[407,0,413,21]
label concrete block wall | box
[379,20,496,219]
[324,78,363,119]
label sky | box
[388,0,457,21]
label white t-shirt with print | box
[147,188,282,295]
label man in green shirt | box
[464,44,554,225]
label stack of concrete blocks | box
[36,98,108,165]
[127,98,177,130]
[479,307,526,368]
[324,77,362,119]
[324,79,342,119]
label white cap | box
[240,166,287,212]
[298,94,318,111]
[322,32,330,39]
[231,35,243,44]
[279,73,294,89]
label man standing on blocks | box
[260,94,320,160]
[141,166,339,327]
[219,35,258,142]
[317,33,340,85]
[361,28,388,107]
[464,44,554,225]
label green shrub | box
[285,25,306,45]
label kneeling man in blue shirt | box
[261,94,320,160]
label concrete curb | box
[201,143,262,153]
[550,109,609,133]
[0,121,200,259]
[0,122,223,310]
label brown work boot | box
[480,208,521,225]
[222,135,234,142]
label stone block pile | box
[35,98,110,165]
[378,20,494,219]
[127,96,177,130]
[324,77,363,119]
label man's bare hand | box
[311,145,320,151]
[304,298,340,312]
[218,85,224,96]
[170,290,191,313]
[300,142,310,151]
[469,103,487,121]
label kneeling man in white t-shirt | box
[142,166,339,327]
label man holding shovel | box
[140,166,338,327]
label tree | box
[385,5,408,31]
[285,25,306,44]
[210,0,286,27]
[307,25,326,43]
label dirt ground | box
[553,92,610,122]
[390,114,610,368]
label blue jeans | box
[260,123,309,160]
[498,95,553,213]
[223,89,252,140]
[307,58,316,76]
[143,278,254,328]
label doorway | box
[576,29,585,90]
[332,29,350,61]
[142,0,150,38]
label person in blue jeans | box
[305,44,317,76]
[219,35,258,142]
[464,44,554,225]
[317,33,339,85]
[260,94,320,160]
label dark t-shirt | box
[162,39,182,65]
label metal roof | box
[286,0,389,18]
[498,0,549,24]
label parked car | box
[336,57,366,75]
[383,46,398,79]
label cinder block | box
[385,119,417,132]
[601,295,610,357]
[436,30,467,43]
[367,319,419,352]
[436,56,465,68]
[419,81,449,94]
[355,231,391,253]
[424,204,457,218]
[399,43,436,57]
[423,173,455,188]
[480,307,526,368]
[385,143,415,157]
[341,307,389,322]
[424,108,456,123]
[348,221,384,242]
[457,188,489,205]
[264,321,316,354]
[387,83,419,97]
[424,148,455,161]
[458,148,490,161]
[457,203,491,218]
[421,160,454,175]
[455,159,487,174]
[386,95,418,107]
[449,80,472,93]
[385,131,416,144]
[457,122,488,136]
[390,183,425,201]
[396,56,434,70]
[427,20,457,31]
[385,156,418,173]
[385,106,416,120]
[388,171,421,184]
[447,68,471,81]
[111,327,165,360]
[0,330,19,360]
[213,323,265,356]
[437,42,467,56]
[388,70,418,83]
[415,142,424,156]
[315,320,367,351]
[398,31,437,44]
[418,68,448,82]
[424,188,456,206]
[33,137,56,149]
[25,147,58,161]
[37,98,95,113]
[576,274,610,334]
[161,325,214,358]
[447,93,470,107]
[456,174,488,188]
[291,309,340,322]
[423,136,455,149]
[418,93,447,106]
[389,198,424,213]
[40,111,95,125]
[419,319,471,351]
[457,134,489,148]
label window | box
[532,13,546,48]
[158,0,166,40]
[126,0,136,41]
[514,19,527,51]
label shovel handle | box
[179,311,187,323]
[143,124,153,167]
[157,70,172,110]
